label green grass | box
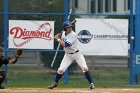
[2,65,140,88]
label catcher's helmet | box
[63,21,72,29]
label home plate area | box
[0,88,140,93]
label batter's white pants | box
[57,52,88,74]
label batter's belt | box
[67,50,79,54]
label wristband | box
[57,39,60,42]
[11,57,18,64]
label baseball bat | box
[51,43,60,68]
[71,19,76,24]
[51,9,73,68]
[67,9,72,20]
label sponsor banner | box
[76,18,128,56]
[9,20,54,49]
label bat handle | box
[71,20,76,24]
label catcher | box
[0,49,22,89]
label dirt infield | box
[0,88,140,93]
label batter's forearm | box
[57,39,65,47]
[54,33,64,47]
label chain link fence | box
[0,0,136,87]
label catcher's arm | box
[9,49,22,64]
[14,49,22,58]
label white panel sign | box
[75,18,128,56]
[9,20,54,49]
[136,55,140,64]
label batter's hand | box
[54,33,61,40]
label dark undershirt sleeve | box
[0,58,9,66]
[64,41,71,47]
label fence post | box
[64,0,69,84]
[129,0,134,85]
[4,0,9,83]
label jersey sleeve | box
[65,33,77,47]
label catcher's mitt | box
[14,49,22,57]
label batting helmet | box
[63,21,72,29]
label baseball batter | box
[48,21,94,89]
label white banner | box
[75,18,128,56]
[9,20,54,49]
